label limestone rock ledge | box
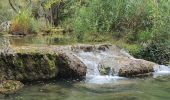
[0,46,87,82]
[72,44,157,77]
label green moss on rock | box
[0,46,87,81]
[0,80,23,94]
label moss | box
[0,48,59,81]
[0,45,87,81]
[13,56,24,68]
[126,44,142,56]
[0,80,23,94]
[45,54,57,71]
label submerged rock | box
[0,80,23,94]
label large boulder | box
[98,57,156,77]
[56,50,87,79]
[0,46,87,81]
[117,57,155,77]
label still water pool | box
[1,75,170,100]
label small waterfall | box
[78,52,101,76]
[153,65,170,78]
[109,67,113,76]
[76,51,124,84]
[73,45,170,84]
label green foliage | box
[10,10,39,34]
[0,0,15,23]
[43,0,61,9]
[72,0,155,33]
[136,0,170,65]
[137,41,170,65]
[0,0,169,64]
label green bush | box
[10,10,39,35]
[69,0,156,41]
[137,41,170,65]
[137,0,170,65]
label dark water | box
[0,35,170,100]
[1,75,170,100]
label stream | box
[0,35,170,100]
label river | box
[0,35,170,100]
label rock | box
[0,80,23,94]
[56,50,87,79]
[98,56,156,77]
[0,47,58,81]
[0,43,160,81]
[71,44,96,52]
[71,44,112,52]
[73,44,157,77]
[0,21,11,32]
[98,58,118,75]
[118,58,155,77]
[0,46,87,81]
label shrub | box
[69,0,156,41]
[10,10,39,35]
[137,0,170,65]
[137,41,170,65]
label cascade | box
[76,51,124,84]
[153,65,170,78]
[73,45,170,84]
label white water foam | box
[153,65,170,78]
[76,51,125,84]
[75,50,170,84]
[85,75,125,84]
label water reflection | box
[1,75,170,100]
[0,35,76,47]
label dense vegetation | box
[0,0,169,65]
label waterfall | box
[76,51,124,84]
[77,52,101,76]
[73,45,170,84]
[153,65,170,78]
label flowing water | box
[0,35,170,100]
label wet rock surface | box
[72,44,157,77]
[117,58,155,77]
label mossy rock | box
[0,80,23,94]
[0,46,87,81]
